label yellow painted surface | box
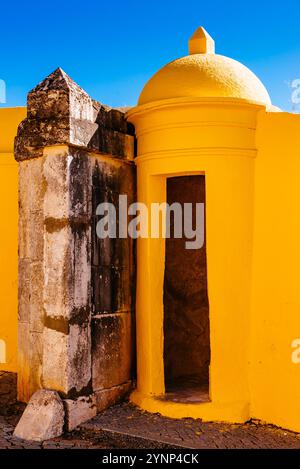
[0,107,26,372]
[250,111,300,432]
[128,98,259,423]
[189,27,215,55]
[127,27,300,431]
[1,26,300,435]
[138,27,270,107]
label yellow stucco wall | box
[0,107,26,372]
[2,80,300,433]
[126,28,300,432]
[250,111,300,432]
[128,98,260,423]
[128,96,300,432]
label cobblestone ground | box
[1,372,300,449]
[81,403,300,449]
[0,371,17,414]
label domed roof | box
[138,27,271,106]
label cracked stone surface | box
[1,373,300,449]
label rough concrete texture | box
[13,389,64,442]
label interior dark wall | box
[163,175,210,390]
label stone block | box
[13,390,64,442]
[43,324,91,397]
[29,157,45,210]
[92,230,132,268]
[18,259,30,323]
[43,225,72,318]
[124,134,135,160]
[29,261,44,332]
[15,67,136,418]
[17,322,30,402]
[92,313,133,391]
[68,323,91,396]
[95,381,132,412]
[18,161,31,215]
[73,225,91,311]
[29,211,44,262]
[118,163,136,201]
[64,394,96,431]
[28,332,43,397]
[18,206,30,260]
[92,267,132,314]
[91,158,135,196]
[69,150,91,219]
[15,69,136,162]
[108,109,128,134]
[27,68,72,120]
[42,327,68,394]
[43,148,69,219]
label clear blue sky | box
[1,0,300,111]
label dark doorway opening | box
[163,175,210,403]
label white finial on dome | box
[189,27,215,55]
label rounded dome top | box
[138,27,271,107]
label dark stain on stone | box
[91,160,136,316]
[44,314,70,335]
[92,266,132,315]
[71,324,91,390]
[69,150,91,219]
[69,307,90,326]
[45,217,90,234]
[70,220,89,239]
[91,315,133,391]
[45,217,69,233]
[65,379,93,400]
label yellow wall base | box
[130,390,250,424]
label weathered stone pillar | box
[15,68,135,428]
